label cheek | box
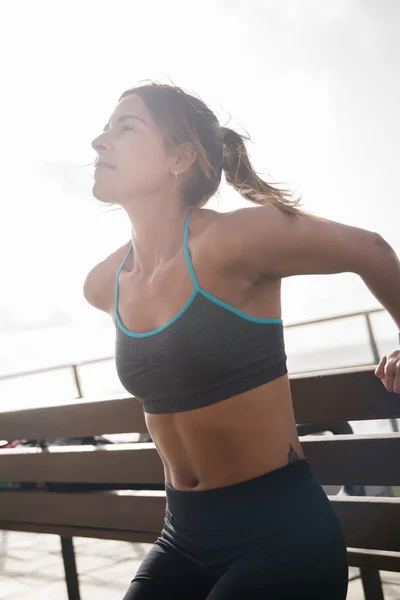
[120,142,168,187]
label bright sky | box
[1,0,399,335]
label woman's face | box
[91,94,172,204]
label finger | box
[383,360,396,392]
[375,356,387,378]
[393,361,400,394]
[375,356,386,377]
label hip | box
[158,459,347,565]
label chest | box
[115,249,257,335]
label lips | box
[95,160,117,169]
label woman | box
[85,82,400,599]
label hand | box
[375,350,400,393]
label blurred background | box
[0,0,399,435]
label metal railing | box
[1,306,397,431]
[285,307,385,364]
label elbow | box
[373,232,389,248]
[373,233,397,257]
[353,232,397,278]
[369,232,399,274]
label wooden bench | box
[0,365,399,600]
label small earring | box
[174,170,178,180]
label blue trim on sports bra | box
[183,212,283,325]
[115,211,283,338]
[183,212,201,290]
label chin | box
[92,182,116,204]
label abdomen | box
[145,374,304,491]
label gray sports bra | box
[115,211,287,414]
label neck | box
[123,196,191,275]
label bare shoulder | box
[206,204,381,280]
[83,240,132,313]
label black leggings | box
[123,459,348,599]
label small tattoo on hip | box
[288,444,299,463]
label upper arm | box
[83,263,110,312]
[83,241,132,313]
[216,206,382,280]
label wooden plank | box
[302,433,400,486]
[291,366,400,423]
[1,367,398,442]
[1,435,400,486]
[0,396,147,440]
[347,548,400,573]
[0,491,399,552]
[1,521,400,573]
[0,443,164,484]
[0,521,158,543]
[329,496,400,552]
[0,491,166,532]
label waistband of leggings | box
[165,458,318,525]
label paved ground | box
[1,531,400,599]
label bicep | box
[83,240,132,312]
[83,264,110,312]
[223,207,381,280]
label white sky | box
[1,0,399,332]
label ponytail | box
[221,127,306,218]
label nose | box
[91,131,110,152]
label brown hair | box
[119,81,313,219]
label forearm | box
[359,235,400,331]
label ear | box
[171,142,197,176]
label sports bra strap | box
[117,244,133,276]
[184,211,201,290]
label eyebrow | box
[103,114,147,132]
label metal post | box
[72,365,83,399]
[360,569,384,600]
[364,313,380,364]
[60,537,81,600]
